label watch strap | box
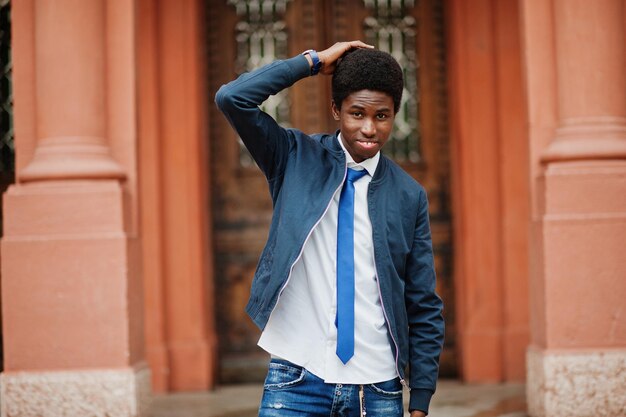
[302,49,322,75]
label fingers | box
[321,41,374,62]
[333,40,374,56]
[347,40,375,50]
[316,40,375,76]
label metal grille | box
[0,0,14,175]
[363,0,420,163]
[228,0,292,167]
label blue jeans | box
[258,359,404,417]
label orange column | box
[492,0,531,382]
[137,0,217,392]
[19,1,125,181]
[521,0,626,415]
[156,0,216,391]
[446,0,529,382]
[1,0,149,415]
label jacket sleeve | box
[404,187,445,414]
[214,55,311,181]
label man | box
[215,41,444,417]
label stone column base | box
[527,346,626,417]
[0,364,151,417]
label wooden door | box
[207,0,455,383]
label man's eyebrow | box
[347,104,393,112]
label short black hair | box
[332,48,404,113]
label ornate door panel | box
[207,0,455,382]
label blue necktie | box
[336,168,368,364]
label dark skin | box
[331,90,395,163]
[306,41,427,417]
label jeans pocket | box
[263,360,306,390]
[366,378,403,398]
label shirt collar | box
[337,133,380,177]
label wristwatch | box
[302,49,322,75]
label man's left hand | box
[410,411,427,417]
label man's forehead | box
[345,90,394,108]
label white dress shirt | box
[258,134,397,384]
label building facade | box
[1,0,625,416]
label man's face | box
[331,90,396,163]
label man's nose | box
[360,119,376,137]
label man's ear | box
[331,100,341,121]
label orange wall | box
[4,0,145,370]
[4,0,216,393]
[446,0,530,382]
[521,0,626,351]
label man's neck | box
[337,133,380,176]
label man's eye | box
[377,114,388,120]
[352,112,363,118]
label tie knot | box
[346,168,368,184]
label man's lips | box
[356,139,379,149]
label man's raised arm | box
[214,41,373,180]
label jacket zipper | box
[270,165,348,318]
[370,203,409,390]
[268,164,409,390]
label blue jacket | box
[215,54,444,413]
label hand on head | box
[317,41,374,76]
